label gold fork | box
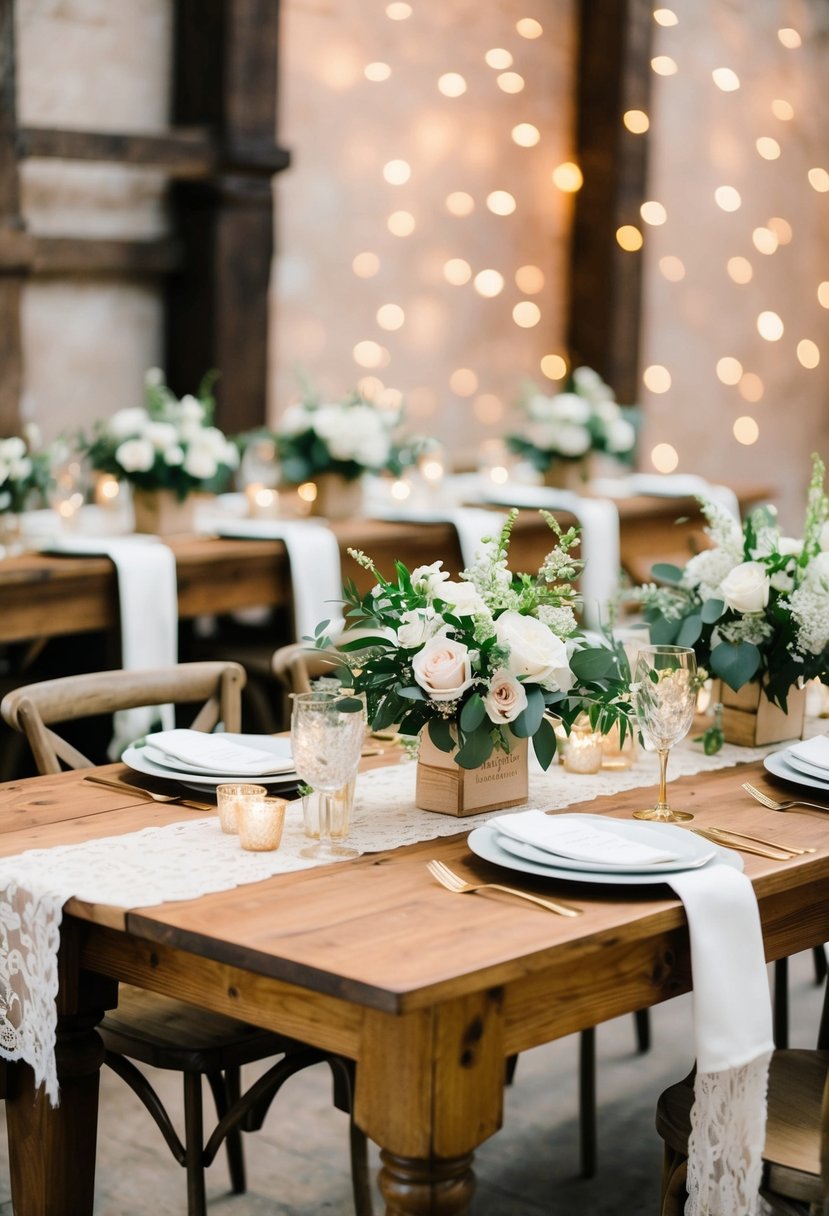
[689,827,795,860]
[742,781,829,815]
[709,825,815,855]
[83,774,214,811]
[426,859,582,917]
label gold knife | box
[83,774,214,812]
[690,826,794,860]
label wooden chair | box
[271,640,652,1178]
[0,662,372,1216]
[656,982,829,1215]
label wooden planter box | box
[719,680,807,748]
[415,730,529,817]
[133,489,211,537]
[309,473,364,520]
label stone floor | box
[0,950,824,1215]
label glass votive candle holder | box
[216,783,268,835]
[301,776,356,841]
[600,721,639,771]
[237,796,287,852]
[562,720,604,774]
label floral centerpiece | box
[312,510,633,812]
[507,367,638,486]
[0,426,50,514]
[634,453,829,747]
[275,389,402,486]
[82,369,239,502]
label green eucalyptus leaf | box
[428,718,456,753]
[531,716,557,770]
[700,598,726,624]
[570,647,617,680]
[510,686,544,738]
[651,562,684,584]
[455,726,494,769]
[675,614,703,647]
[399,685,426,700]
[709,640,762,690]
[460,693,487,732]
[650,616,680,645]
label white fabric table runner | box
[590,472,742,523]
[0,736,781,1213]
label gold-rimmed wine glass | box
[632,644,698,823]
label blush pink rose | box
[483,670,528,724]
[412,635,474,701]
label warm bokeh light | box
[540,354,568,381]
[364,62,391,83]
[473,269,505,298]
[712,68,740,91]
[376,303,404,331]
[797,339,820,369]
[443,258,472,286]
[446,191,475,217]
[727,256,753,284]
[383,159,411,185]
[767,216,792,244]
[377,387,403,410]
[385,1,411,17]
[659,255,686,281]
[352,340,389,368]
[715,185,742,212]
[486,190,517,215]
[651,56,678,76]
[516,17,543,39]
[643,364,671,393]
[756,137,782,160]
[752,227,779,255]
[515,264,545,294]
[739,373,764,403]
[716,356,743,385]
[357,376,384,399]
[387,210,415,236]
[778,27,802,49]
[497,72,525,94]
[640,200,667,225]
[473,393,504,424]
[757,311,784,341]
[513,301,541,328]
[512,123,540,147]
[653,8,678,25]
[485,48,513,69]
[818,282,829,309]
[651,443,679,473]
[352,251,380,278]
[733,416,759,445]
[390,478,411,501]
[438,73,467,98]
[297,482,318,503]
[808,168,829,193]
[623,109,650,134]
[552,162,583,192]
[450,368,479,396]
[772,98,794,121]
[616,225,644,251]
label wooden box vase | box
[132,489,211,537]
[415,729,529,817]
[720,680,807,747]
[309,473,364,520]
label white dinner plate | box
[123,734,297,788]
[763,749,829,798]
[780,750,829,785]
[142,743,294,779]
[468,824,742,886]
[493,822,717,874]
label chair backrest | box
[0,661,247,775]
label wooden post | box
[0,0,24,435]
[567,0,654,404]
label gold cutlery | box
[709,825,815,856]
[742,781,829,815]
[84,774,214,811]
[689,826,795,860]
[426,859,582,917]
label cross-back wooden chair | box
[656,979,829,1216]
[0,662,372,1216]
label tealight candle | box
[245,483,280,519]
[237,796,287,852]
[216,783,268,834]
[563,720,604,774]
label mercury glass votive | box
[237,796,287,852]
[562,720,604,774]
[216,783,268,834]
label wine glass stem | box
[655,748,670,812]
[319,793,333,848]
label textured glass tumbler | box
[291,692,366,860]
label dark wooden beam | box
[0,0,23,433]
[567,0,653,404]
[0,234,182,276]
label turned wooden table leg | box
[379,1149,475,1215]
[6,1008,106,1216]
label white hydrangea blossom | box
[788,552,829,655]
[537,603,578,637]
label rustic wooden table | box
[1,754,826,1214]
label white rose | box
[554,423,592,457]
[163,444,184,467]
[436,580,486,616]
[483,670,528,724]
[605,417,636,454]
[396,609,441,649]
[719,561,770,614]
[183,445,218,481]
[145,421,179,450]
[178,395,205,423]
[108,408,149,441]
[2,437,25,461]
[549,393,592,425]
[115,437,155,473]
[411,561,450,598]
[495,611,574,691]
[412,635,474,701]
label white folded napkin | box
[591,472,742,523]
[787,734,829,771]
[145,729,293,776]
[490,810,679,866]
[361,496,507,570]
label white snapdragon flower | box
[819,521,829,551]
[410,561,450,598]
[115,437,155,473]
[108,408,149,441]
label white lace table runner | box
[0,736,784,1213]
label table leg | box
[378,1149,475,1214]
[6,1007,105,1215]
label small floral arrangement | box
[275,389,402,485]
[313,511,633,769]
[0,426,50,514]
[507,366,639,472]
[634,453,829,712]
[81,369,239,500]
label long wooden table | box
[1,756,827,1214]
[0,488,769,645]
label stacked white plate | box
[764,734,829,795]
[468,811,740,887]
[122,729,298,794]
